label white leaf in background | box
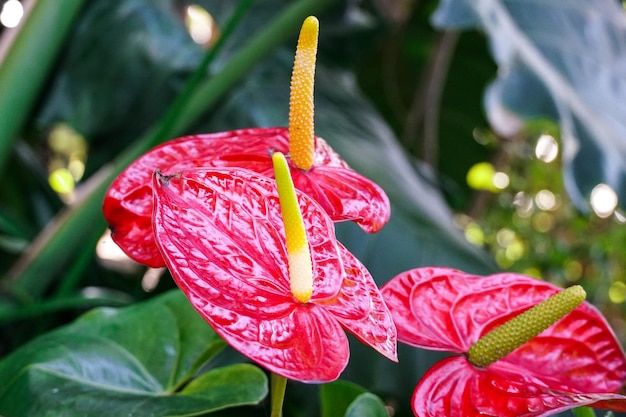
[433,0,626,210]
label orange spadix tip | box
[272,152,313,303]
[288,16,318,171]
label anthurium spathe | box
[103,127,388,267]
[103,16,389,268]
[380,267,626,417]
[150,165,397,383]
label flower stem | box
[270,373,288,417]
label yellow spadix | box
[272,151,313,303]
[289,16,318,171]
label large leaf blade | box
[320,380,367,417]
[344,393,389,417]
[0,290,268,417]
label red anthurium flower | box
[381,267,626,417]
[103,127,389,267]
[151,165,397,382]
[103,17,389,268]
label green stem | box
[8,0,337,298]
[0,295,129,325]
[54,225,103,297]
[270,373,288,417]
[572,407,597,417]
[0,0,86,175]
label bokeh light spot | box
[535,189,558,211]
[96,229,141,274]
[532,212,555,232]
[609,281,626,304]
[185,4,219,47]
[467,162,498,192]
[464,222,485,246]
[49,169,75,195]
[590,183,618,218]
[535,134,559,163]
[492,172,510,190]
[0,0,23,28]
[564,260,583,282]
[505,240,524,261]
[495,249,513,268]
[496,228,516,247]
[47,123,87,204]
[513,191,534,218]
[523,267,542,279]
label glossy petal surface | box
[323,244,397,362]
[381,267,475,352]
[152,168,395,381]
[103,127,389,266]
[382,267,626,416]
[413,356,626,417]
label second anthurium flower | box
[381,267,626,417]
[150,152,397,382]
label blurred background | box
[1,1,625,416]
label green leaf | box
[432,0,626,211]
[37,0,203,151]
[320,380,367,417]
[0,0,86,174]
[0,290,268,417]
[344,393,388,417]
